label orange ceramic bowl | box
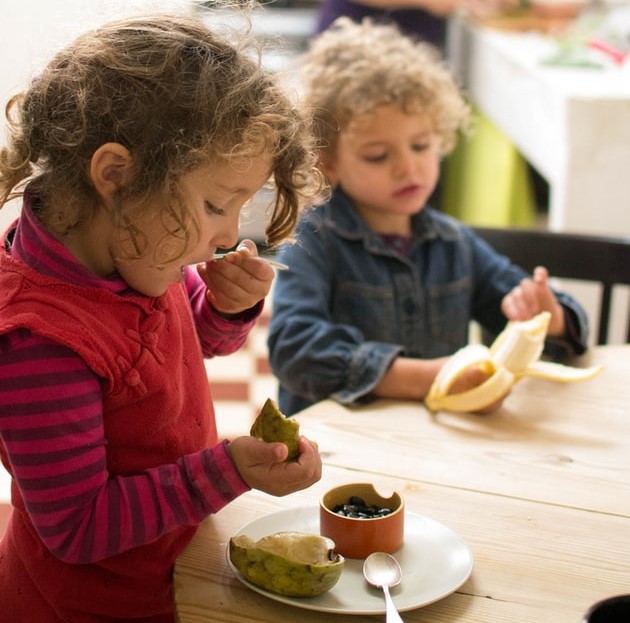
[320,483,404,559]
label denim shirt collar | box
[320,186,460,256]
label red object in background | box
[588,39,628,65]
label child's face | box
[325,104,441,233]
[113,155,272,297]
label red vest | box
[0,246,217,622]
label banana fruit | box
[425,312,604,413]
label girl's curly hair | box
[0,12,322,253]
[299,17,471,165]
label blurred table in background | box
[448,12,630,237]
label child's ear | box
[318,155,338,185]
[89,143,133,201]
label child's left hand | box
[501,266,565,337]
[197,240,275,316]
[227,435,322,496]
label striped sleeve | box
[0,330,249,564]
[184,266,262,357]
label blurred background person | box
[316,0,461,49]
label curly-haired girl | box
[0,13,322,621]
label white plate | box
[226,506,474,614]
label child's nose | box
[392,152,414,177]
[212,215,240,251]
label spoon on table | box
[363,552,404,623]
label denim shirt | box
[268,188,589,415]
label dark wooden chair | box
[473,226,630,344]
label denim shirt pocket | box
[427,276,471,349]
[334,281,398,343]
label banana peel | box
[425,312,604,413]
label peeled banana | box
[425,312,603,413]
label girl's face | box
[113,155,272,297]
[324,104,441,234]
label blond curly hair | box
[0,13,323,254]
[299,17,470,165]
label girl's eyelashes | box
[204,201,224,216]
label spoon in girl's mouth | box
[211,253,288,271]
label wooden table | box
[174,346,630,623]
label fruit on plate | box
[250,398,300,461]
[229,531,345,597]
[425,311,604,413]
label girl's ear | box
[89,143,133,201]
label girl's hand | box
[501,266,566,337]
[227,435,322,496]
[197,240,275,315]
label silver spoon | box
[212,253,288,270]
[363,552,404,623]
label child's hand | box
[198,240,275,315]
[448,363,510,414]
[227,435,322,496]
[501,266,566,337]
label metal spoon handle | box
[382,585,404,623]
[212,254,288,270]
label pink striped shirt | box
[0,201,254,563]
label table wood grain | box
[174,346,630,623]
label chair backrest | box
[473,226,630,344]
